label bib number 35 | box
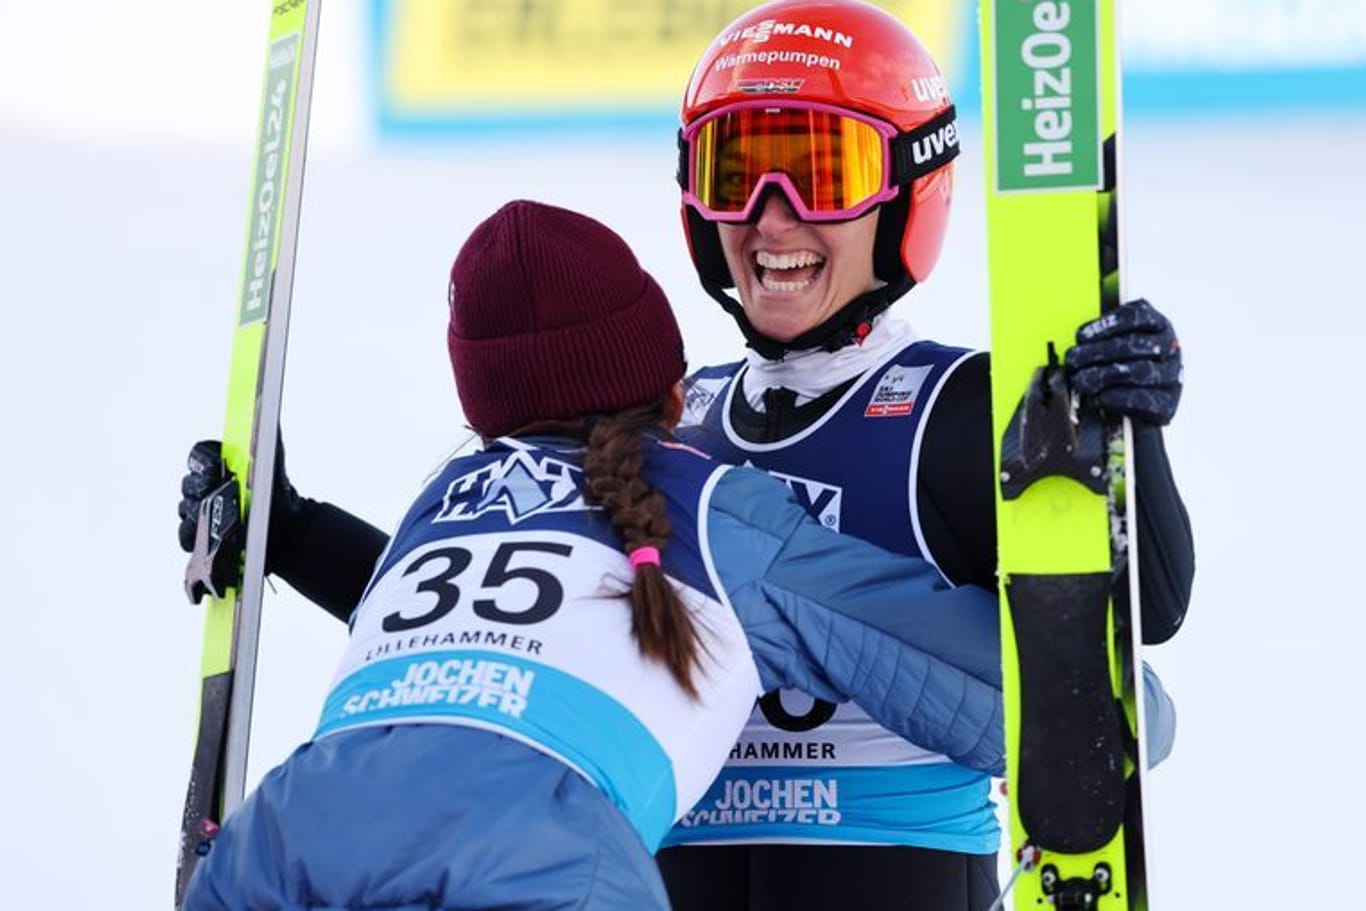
[381,541,573,633]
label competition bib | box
[669,340,1000,851]
[317,525,759,849]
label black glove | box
[178,441,225,553]
[179,440,244,602]
[1065,298,1183,426]
[178,434,304,602]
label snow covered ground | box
[2,5,1363,908]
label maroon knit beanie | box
[447,200,686,439]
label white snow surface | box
[2,6,1364,909]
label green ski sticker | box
[992,0,1102,193]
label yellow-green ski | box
[980,0,1151,908]
[175,2,321,906]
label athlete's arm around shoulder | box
[921,352,1195,643]
[700,465,1005,775]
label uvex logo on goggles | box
[678,102,959,223]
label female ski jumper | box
[183,435,1004,911]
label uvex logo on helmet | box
[718,19,855,48]
[911,75,949,104]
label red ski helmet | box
[677,0,959,355]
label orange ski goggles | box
[680,101,959,223]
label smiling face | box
[717,192,882,343]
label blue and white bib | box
[316,438,762,850]
[667,340,1000,852]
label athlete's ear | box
[663,381,686,428]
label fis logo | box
[436,452,593,525]
[738,78,805,94]
[763,466,843,530]
[864,365,933,418]
[681,375,729,427]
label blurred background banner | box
[369,0,967,133]
[371,0,1366,135]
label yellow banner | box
[379,0,964,121]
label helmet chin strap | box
[685,184,919,360]
[701,275,914,362]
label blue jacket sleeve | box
[1142,661,1176,767]
[702,466,1006,775]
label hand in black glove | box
[1065,298,1183,426]
[176,435,387,623]
[178,440,228,554]
[178,440,244,602]
[178,434,303,602]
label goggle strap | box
[889,105,960,184]
[676,129,689,191]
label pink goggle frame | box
[680,99,901,224]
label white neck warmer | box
[740,316,918,410]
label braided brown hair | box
[579,399,701,698]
